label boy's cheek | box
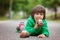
[34,17,37,22]
[40,16,43,19]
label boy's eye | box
[36,13,43,15]
[37,13,39,15]
[40,13,43,15]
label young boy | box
[20,5,49,38]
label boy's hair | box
[31,5,46,19]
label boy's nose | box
[38,15,41,17]
[38,14,41,16]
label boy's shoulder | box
[27,16,35,23]
[42,19,47,23]
[28,16,34,21]
[42,19,46,21]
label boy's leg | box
[20,31,30,38]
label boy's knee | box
[20,31,29,38]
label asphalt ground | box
[0,20,60,40]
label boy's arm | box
[24,19,36,35]
[41,20,49,37]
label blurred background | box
[0,0,60,21]
[0,0,60,40]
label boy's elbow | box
[45,32,49,37]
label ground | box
[0,19,60,40]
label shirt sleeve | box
[24,19,36,35]
[41,20,49,37]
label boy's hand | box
[38,34,46,38]
[34,23,38,29]
[37,19,43,26]
[34,20,43,29]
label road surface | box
[0,20,60,40]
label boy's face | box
[34,13,44,21]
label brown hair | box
[31,5,46,19]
